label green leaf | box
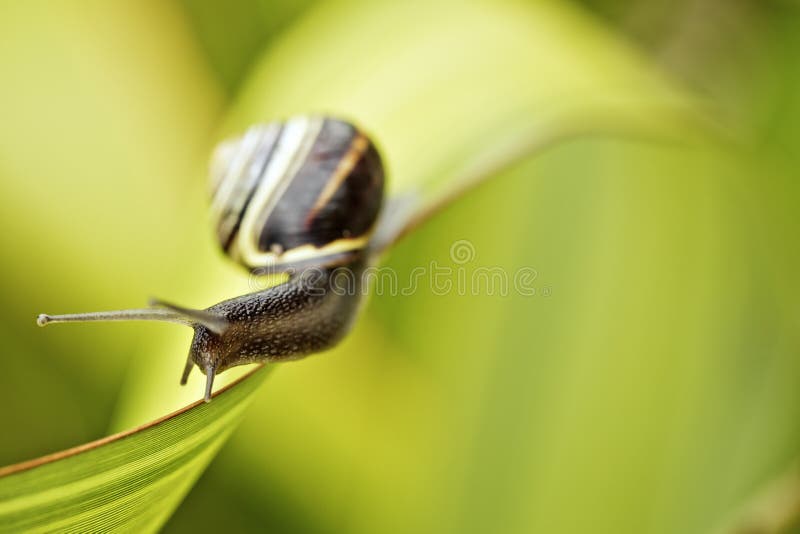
[0,366,267,533]
[111,0,697,431]
[0,0,703,531]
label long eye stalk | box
[37,308,196,327]
[37,300,229,334]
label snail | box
[36,116,393,402]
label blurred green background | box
[0,0,798,533]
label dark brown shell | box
[209,116,385,271]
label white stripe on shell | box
[209,125,265,240]
[208,136,240,198]
[215,124,282,246]
[242,235,371,274]
[235,115,325,269]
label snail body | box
[186,255,369,400]
[38,115,384,401]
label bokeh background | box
[0,0,798,533]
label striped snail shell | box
[37,116,387,402]
[209,116,385,273]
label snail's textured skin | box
[189,255,368,376]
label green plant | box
[0,1,797,533]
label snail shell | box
[209,116,385,272]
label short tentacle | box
[203,365,216,403]
[180,354,194,386]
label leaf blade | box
[0,365,268,533]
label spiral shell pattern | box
[209,116,385,271]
